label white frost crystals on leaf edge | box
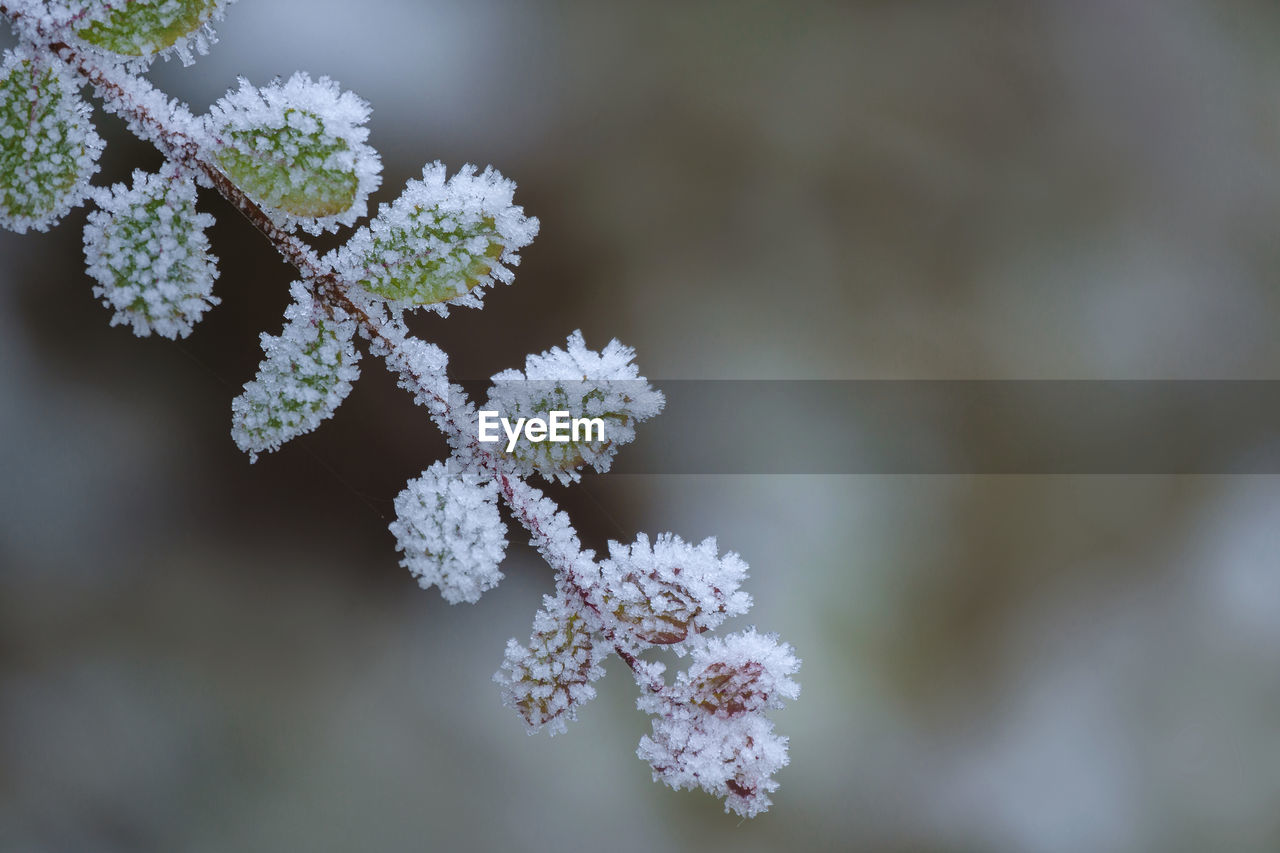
[0,44,103,234]
[204,72,381,234]
[328,161,540,314]
[230,281,361,462]
[390,460,508,604]
[639,695,792,818]
[0,0,805,822]
[638,629,801,818]
[676,628,802,711]
[494,590,610,736]
[486,330,665,483]
[583,532,752,649]
[59,0,239,69]
[511,329,662,386]
[83,166,219,339]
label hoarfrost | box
[585,532,752,649]
[0,46,102,233]
[330,161,538,312]
[83,166,219,339]
[230,282,361,461]
[205,73,380,234]
[495,591,609,735]
[390,461,507,604]
[0,2,803,816]
[485,330,665,483]
[638,629,801,818]
[67,0,236,67]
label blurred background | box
[3,0,1280,850]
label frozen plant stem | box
[1,0,799,817]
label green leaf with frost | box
[331,162,538,310]
[206,74,380,234]
[74,0,225,58]
[231,283,362,461]
[83,167,219,339]
[0,50,102,234]
[484,332,664,483]
[358,211,503,305]
[216,122,356,218]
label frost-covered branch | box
[0,0,800,818]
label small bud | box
[390,461,507,604]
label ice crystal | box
[231,282,361,461]
[485,331,664,483]
[585,533,751,648]
[0,1,802,817]
[638,629,801,818]
[499,475,603,587]
[676,629,802,714]
[83,167,219,339]
[330,161,539,312]
[205,73,380,234]
[69,0,233,66]
[82,57,205,159]
[495,591,609,735]
[390,461,507,604]
[0,47,102,233]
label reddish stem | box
[1,2,669,700]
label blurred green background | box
[3,1,1280,850]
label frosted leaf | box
[205,73,380,234]
[0,48,102,234]
[389,461,507,604]
[495,592,607,735]
[676,629,802,714]
[585,533,751,648]
[83,167,219,339]
[231,282,361,461]
[638,629,800,818]
[70,0,233,66]
[330,161,538,312]
[484,331,664,483]
[639,701,790,818]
